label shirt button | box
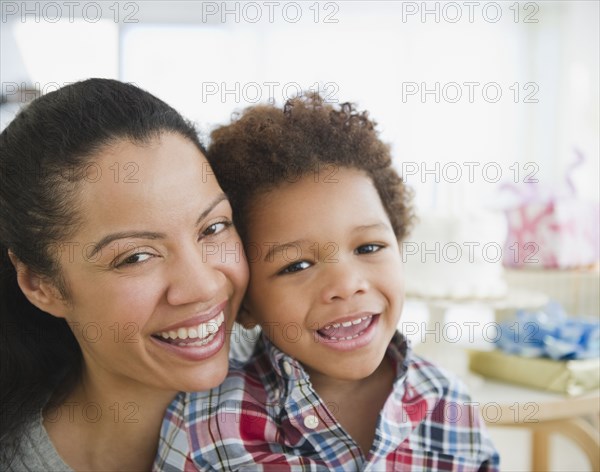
[303,414,319,429]
[282,361,292,376]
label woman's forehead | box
[74,134,220,235]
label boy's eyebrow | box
[263,239,311,262]
[353,222,392,233]
[262,223,393,262]
[89,193,228,258]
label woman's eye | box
[202,221,232,238]
[356,244,384,255]
[279,260,311,275]
[116,252,154,267]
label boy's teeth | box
[323,315,372,330]
[157,312,224,341]
[329,333,361,341]
[318,314,375,341]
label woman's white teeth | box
[157,312,224,341]
[176,332,217,347]
[323,315,372,330]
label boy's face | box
[243,167,404,382]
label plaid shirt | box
[154,332,499,471]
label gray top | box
[229,324,261,363]
[2,413,72,472]
[2,325,259,472]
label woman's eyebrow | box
[89,231,165,258]
[89,193,229,258]
[195,193,228,226]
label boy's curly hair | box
[208,93,413,241]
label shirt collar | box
[260,335,308,383]
[260,330,411,385]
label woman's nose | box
[166,246,225,306]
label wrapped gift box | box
[469,349,599,396]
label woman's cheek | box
[102,278,165,326]
[221,239,250,293]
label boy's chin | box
[309,359,387,383]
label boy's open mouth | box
[316,314,377,341]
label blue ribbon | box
[496,301,600,360]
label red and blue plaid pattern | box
[154,332,499,471]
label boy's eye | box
[355,244,384,255]
[116,252,154,268]
[279,260,312,275]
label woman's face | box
[51,132,248,394]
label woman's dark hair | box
[208,92,413,242]
[0,78,204,459]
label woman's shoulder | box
[1,412,72,472]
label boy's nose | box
[319,259,369,303]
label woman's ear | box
[8,251,69,319]
[237,301,258,329]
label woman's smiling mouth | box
[154,311,224,346]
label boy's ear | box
[8,251,69,319]
[237,302,258,329]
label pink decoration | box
[502,150,600,269]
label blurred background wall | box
[2,0,598,213]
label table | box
[407,292,599,471]
[470,379,600,471]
